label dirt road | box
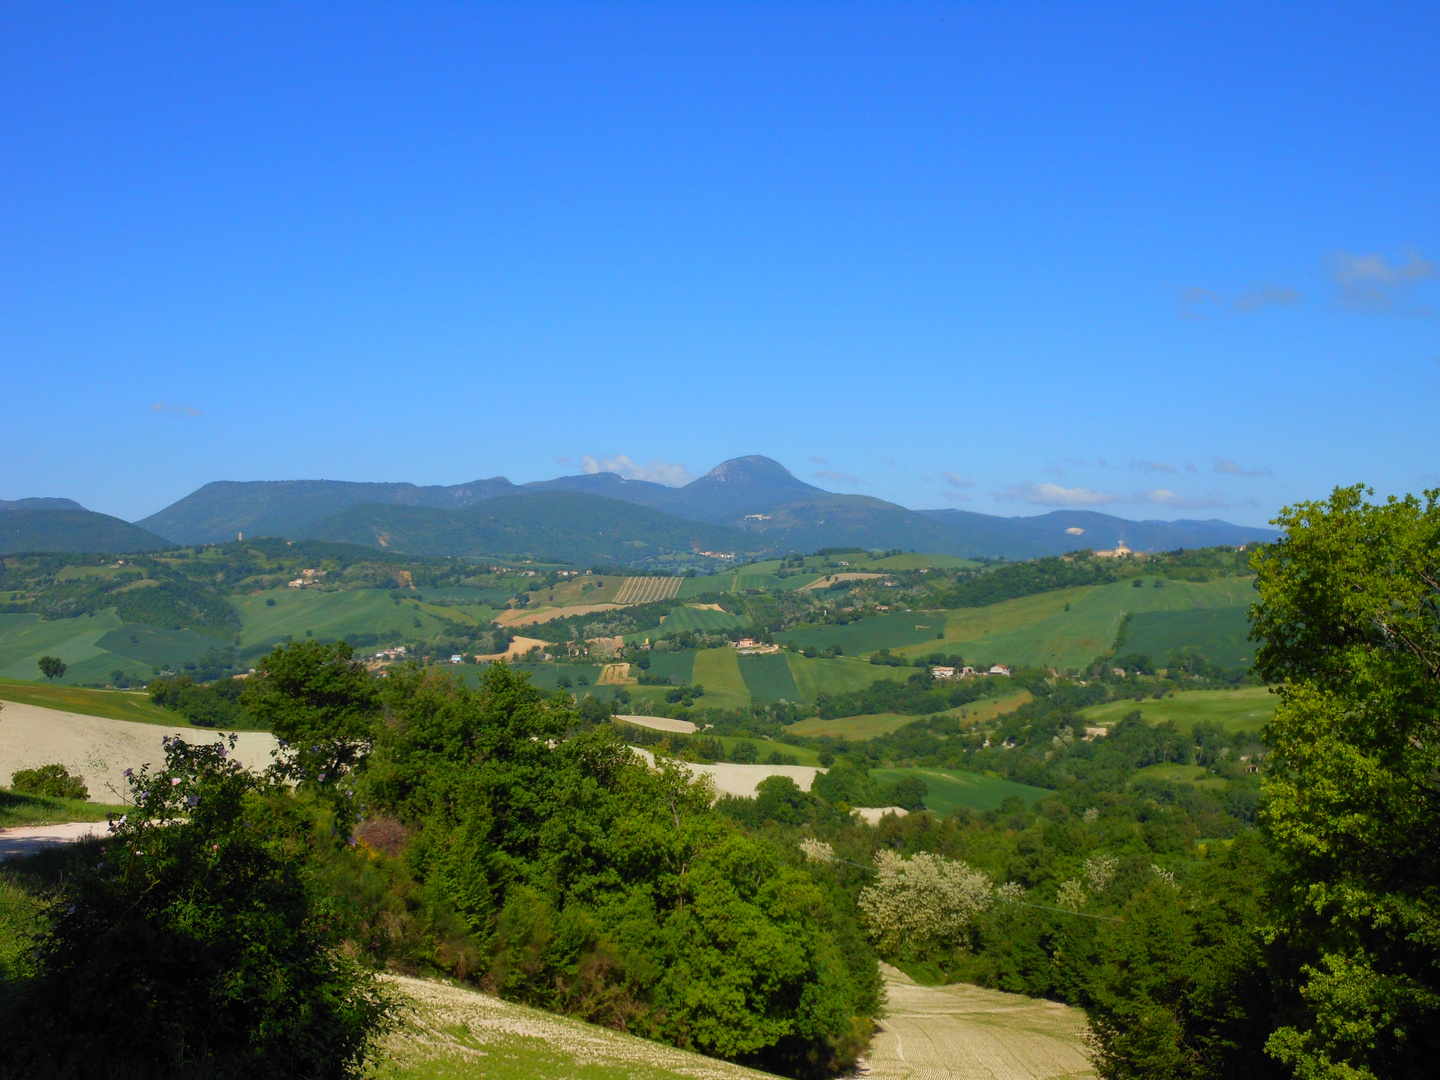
[862,964,1094,1080]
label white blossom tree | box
[857,850,993,954]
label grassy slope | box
[1080,686,1276,734]
[904,576,1258,672]
[658,607,750,635]
[1121,605,1254,668]
[234,588,486,649]
[0,611,125,682]
[787,688,1033,740]
[777,611,949,656]
[0,788,127,828]
[691,648,750,710]
[0,679,175,725]
[737,653,800,703]
[784,653,904,700]
[870,767,1052,814]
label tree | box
[0,735,389,1079]
[243,639,380,786]
[1248,484,1440,1079]
[37,655,65,682]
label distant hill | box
[304,491,772,566]
[137,477,517,545]
[0,497,86,512]
[135,456,1278,560]
[0,508,171,555]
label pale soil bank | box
[0,701,278,803]
[375,964,1093,1080]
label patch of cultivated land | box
[798,571,884,590]
[864,963,1093,1080]
[0,702,277,803]
[235,588,484,649]
[691,648,750,710]
[374,974,776,1080]
[900,577,1259,672]
[612,576,683,605]
[496,602,622,627]
[787,689,1033,740]
[869,767,1052,814]
[1080,686,1276,734]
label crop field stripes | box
[613,576,683,605]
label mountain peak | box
[693,455,803,486]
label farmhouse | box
[988,664,1011,676]
[932,666,956,679]
[1094,542,1135,558]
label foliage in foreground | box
[8,762,88,800]
[0,736,388,1080]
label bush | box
[0,736,390,1080]
[8,764,87,801]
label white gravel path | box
[861,963,1094,1080]
[0,701,278,803]
[0,820,110,861]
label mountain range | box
[3,456,1278,562]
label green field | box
[787,688,1032,740]
[883,576,1262,673]
[0,610,137,684]
[777,612,949,657]
[738,653,801,703]
[691,648,750,710]
[460,663,606,694]
[785,653,906,701]
[0,678,175,724]
[643,650,697,684]
[869,767,1052,814]
[234,588,488,650]
[654,606,749,636]
[1120,605,1254,668]
[96,623,225,669]
[1080,685,1276,734]
[867,553,979,570]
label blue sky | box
[1,2,1436,526]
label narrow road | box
[0,821,109,861]
[861,964,1094,1080]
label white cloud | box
[996,482,1229,509]
[998,483,1120,506]
[1178,283,1303,319]
[151,402,201,417]
[942,472,975,489]
[580,454,692,486]
[809,455,829,465]
[815,469,862,487]
[1328,250,1438,315]
[1132,460,1177,474]
[1213,458,1272,477]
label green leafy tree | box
[243,639,380,785]
[37,655,65,682]
[1249,485,1440,1078]
[0,735,389,1079]
[8,763,87,800]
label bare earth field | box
[799,572,885,590]
[0,701,278,802]
[471,636,550,661]
[496,603,621,627]
[615,714,698,734]
[864,964,1094,1080]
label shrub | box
[0,736,390,1079]
[8,764,87,801]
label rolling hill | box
[0,508,170,555]
[134,455,1278,560]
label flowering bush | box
[0,734,389,1079]
[857,850,993,956]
